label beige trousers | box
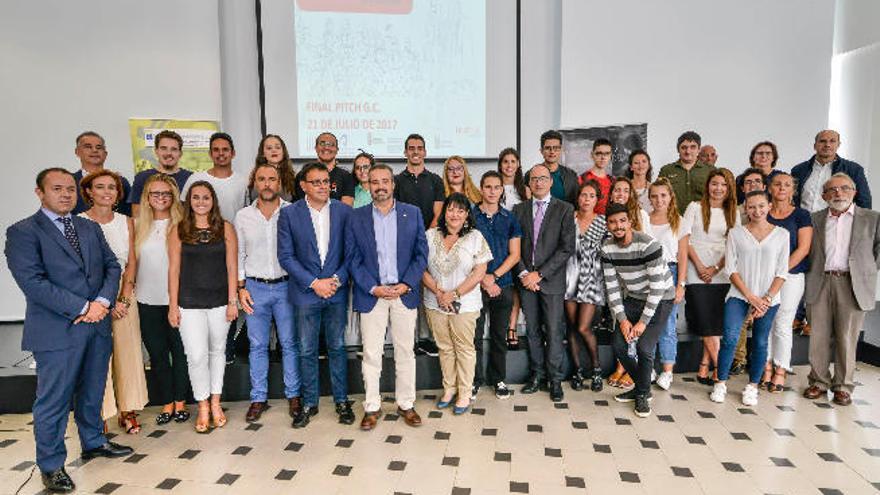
[426,309,479,398]
[360,298,418,412]
[807,274,865,393]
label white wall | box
[559,0,835,173]
[0,0,222,320]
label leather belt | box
[824,271,850,277]
[247,275,289,284]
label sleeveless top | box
[136,219,170,305]
[79,211,129,268]
[179,229,228,309]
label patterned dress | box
[575,215,607,305]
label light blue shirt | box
[372,201,399,285]
[40,208,111,312]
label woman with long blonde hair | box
[133,174,190,425]
[683,168,740,386]
[443,155,482,205]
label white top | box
[306,197,331,267]
[636,209,652,236]
[234,199,290,280]
[181,170,249,221]
[649,214,692,264]
[635,187,652,213]
[824,203,855,271]
[423,228,493,314]
[79,211,129,269]
[136,219,170,305]
[724,225,790,305]
[683,202,742,284]
[800,159,833,212]
[502,184,523,210]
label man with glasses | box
[71,131,132,216]
[802,173,880,406]
[792,130,871,212]
[278,162,355,427]
[513,163,575,402]
[525,130,579,206]
[129,130,193,216]
[297,132,355,206]
[659,131,716,214]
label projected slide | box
[293,0,486,157]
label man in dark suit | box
[512,163,575,402]
[346,163,428,430]
[278,162,354,428]
[792,130,871,212]
[5,168,132,493]
[71,131,132,216]
[802,172,880,406]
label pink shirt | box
[824,203,855,271]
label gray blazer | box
[513,197,576,295]
[805,205,880,311]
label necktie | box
[532,200,546,264]
[59,217,82,257]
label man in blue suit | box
[346,164,428,431]
[5,168,132,493]
[792,129,872,211]
[278,162,354,428]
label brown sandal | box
[117,412,141,434]
[195,405,212,434]
[506,329,520,350]
[211,404,227,429]
[617,372,634,389]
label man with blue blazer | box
[5,168,132,493]
[792,129,872,211]
[278,162,354,428]
[346,163,428,431]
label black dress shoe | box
[82,441,134,459]
[549,381,564,402]
[42,467,75,493]
[336,401,355,425]
[292,406,316,428]
[521,376,543,394]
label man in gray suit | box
[803,172,880,406]
[512,163,575,402]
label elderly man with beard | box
[802,173,880,406]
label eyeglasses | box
[317,140,337,148]
[824,185,854,194]
[743,179,764,186]
[593,151,612,157]
[530,176,551,183]
[148,191,173,199]
[354,164,371,171]
[305,179,331,187]
[542,146,562,152]
[447,166,464,173]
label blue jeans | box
[718,298,779,383]
[657,263,680,365]
[296,300,348,406]
[245,280,299,402]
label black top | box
[179,231,227,309]
[394,168,445,229]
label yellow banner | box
[128,119,220,174]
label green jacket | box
[658,161,716,214]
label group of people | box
[6,126,879,493]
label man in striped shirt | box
[601,203,675,417]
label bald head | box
[814,130,841,163]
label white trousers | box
[359,298,417,412]
[768,273,805,370]
[179,306,229,401]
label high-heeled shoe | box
[768,368,786,393]
[194,406,212,434]
[506,328,519,350]
[117,412,141,434]
[211,405,227,429]
[607,368,624,387]
[437,394,456,409]
[696,362,714,386]
[453,401,471,415]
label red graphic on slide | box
[297,0,412,14]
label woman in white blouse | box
[497,148,530,349]
[647,178,690,391]
[626,150,654,213]
[422,193,492,415]
[710,190,789,407]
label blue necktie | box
[58,217,82,257]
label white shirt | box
[306,197,331,267]
[800,158,834,212]
[650,214,692,264]
[136,219,170,305]
[684,202,742,284]
[824,203,855,271]
[502,184,523,210]
[234,199,290,280]
[724,225,790,305]
[181,170,249,221]
[423,228,493,314]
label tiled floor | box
[1,364,879,494]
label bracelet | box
[116,296,132,307]
[452,289,461,300]
[229,299,238,305]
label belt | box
[247,275,289,284]
[824,270,849,277]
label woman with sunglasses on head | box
[79,170,149,434]
[248,134,298,202]
[133,174,190,425]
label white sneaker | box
[709,382,727,403]
[656,371,673,391]
[742,384,759,407]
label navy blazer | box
[346,202,428,313]
[5,211,121,352]
[791,155,872,209]
[277,199,351,306]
